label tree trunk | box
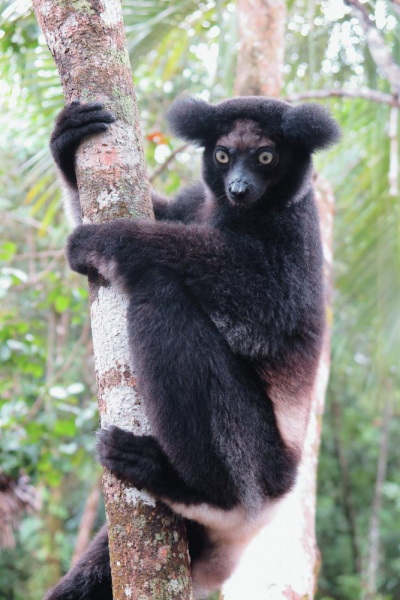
[331,398,362,575]
[363,390,393,600]
[224,2,334,596]
[31,2,192,598]
[222,176,334,599]
[234,0,286,97]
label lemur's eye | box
[215,149,230,164]
[258,149,275,165]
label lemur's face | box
[205,120,280,207]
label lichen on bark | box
[32,0,193,597]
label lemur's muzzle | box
[228,179,250,201]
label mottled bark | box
[31,1,192,598]
[235,0,286,97]
[222,176,334,599]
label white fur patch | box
[63,187,82,226]
[164,500,280,599]
[165,502,246,540]
[269,389,310,452]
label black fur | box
[44,525,112,600]
[45,96,339,600]
[167,95,341,151]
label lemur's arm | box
[50,101,205,225]
[65,217,301,360]
[151,183,207,223]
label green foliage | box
[0,0,399,598]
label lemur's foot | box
[50,101,116,185]
[97,427,166,489]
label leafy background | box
[0,0,399,598]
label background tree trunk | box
[224,1,334,596]
[71,475,102,567]
[363,390,393,600]
[31,1,192,598]
[331,398,362,575]
[222,177,334,599]
[234,0,286,97]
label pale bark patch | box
[124,488,156,508]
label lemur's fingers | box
[51,103,116,142]
[50,102,116,185]
[51,122,108,157]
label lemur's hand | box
[66,220,139,279]
[50,101,116,187]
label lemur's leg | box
[96,268,293,599]
[44,525,111,600]
[97,427,216,506]
[98,267,296,508]
[97,267,240,510]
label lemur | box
[45,96,340,600]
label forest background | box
[0,0,399,599]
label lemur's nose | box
[229,180,249,200]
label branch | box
[25,317,91,421]
[344,0,400,96]
[18,253,64,289]
[71,475,103,566]
[388,106,399,196]
[10,249,64,262]
[3,212,54,232]
[149,143,188,182]
[389,0,400,18]
[285,88,400,107]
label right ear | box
[166,96,217,146]
[281,103,341,152]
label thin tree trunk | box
[32,2,192,598]
[71,475,103,567]
[224,2,334,595]
[363,390,393,600]
[222,176,334,599]
[331,398,362,575]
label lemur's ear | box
[167,96,217,146]
[281,103,341,152]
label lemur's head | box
[167,96,340,209]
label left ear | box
[166,95,218,146]
[281,103,341,152]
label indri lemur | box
[45,96,340,600]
